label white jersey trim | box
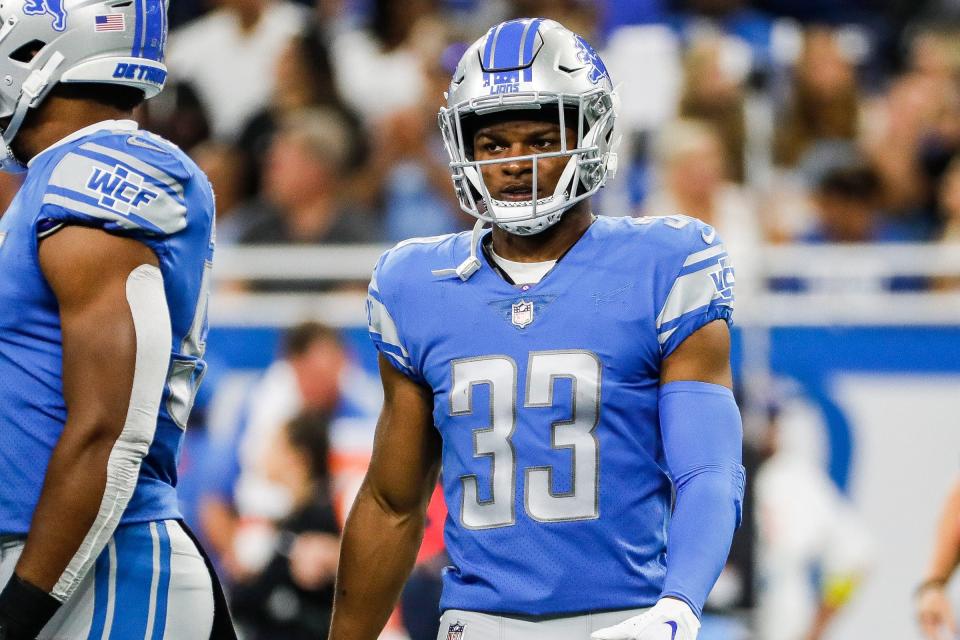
[656,244,730,335]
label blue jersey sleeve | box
[366,249,422,383]
[651,216,735,358]
[36,133,193,240]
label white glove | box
[591,598,700,640]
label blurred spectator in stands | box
[932,156,960,290]
[239,108,381,245]
[199,322,380,577]
[508,0,599,42]
[909,29,960,84]
[645,119,763,297]
[937,156,960,242]
[190,141,265,245]
[804,165,883,244]
[239,22,368,195]
[863,73,949,229]
[915,475,960,640]
[597,0,668,39]
[166,0,307,140]
[142,82,211,151]
[359,41,471,241]
[331,0,442,124]
[754,381,873,640]
[679,35,748,183]
[667,0,776,75]
[775,28,861,170]
[860,30,960,232]
[231,410,340,640]
[772,164,927,291]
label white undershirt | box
[489,249,557,285]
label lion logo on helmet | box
[23,0,67,32]
[573,34,609,85]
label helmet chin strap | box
[432,219,486,281]
[0,52,65,174]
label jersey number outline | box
[165,226,213,430]
[450,350,602,529]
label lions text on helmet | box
[0,0,167,172]
[438,18,620,237]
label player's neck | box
[14,96,132,163]
[490,203,593,263]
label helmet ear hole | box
[9,40,45,63]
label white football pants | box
[437,606,651,640]
[0,520,214,640]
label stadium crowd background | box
[7,0,956,638]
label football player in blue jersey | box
[330,18,745,640]
[0,1,235,639]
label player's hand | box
[917,583,958,640]
[591,598,700,640]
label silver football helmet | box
[438,18,618,236]
[0,0,168,172]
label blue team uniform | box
[0,120,214,535]
[367,214,735,616]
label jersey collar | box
[27,119,139,168]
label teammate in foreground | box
[330,19,744,640]
[0,1,233,638]
[916,476,960,639]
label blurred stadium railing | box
[211,243,960,327]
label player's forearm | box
[924,479,960,583]
[329,484,427,640]
[658,382,745,617]
[16,421,121,591]
[661,472,742,615]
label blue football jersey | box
[0,120,214,534]
[367,215,735,616]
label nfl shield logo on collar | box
[447,621,465,640]
[511,300,534,328]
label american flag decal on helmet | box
[94,13,125,31]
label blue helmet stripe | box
[491,20,526,71]
[482,25,496,69]
[481,24,497,87]
[131,0,144,56]
[159,0,167,62]
[142,0,164,61]
[521,18,543,81]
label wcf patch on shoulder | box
[86,164,159,216]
